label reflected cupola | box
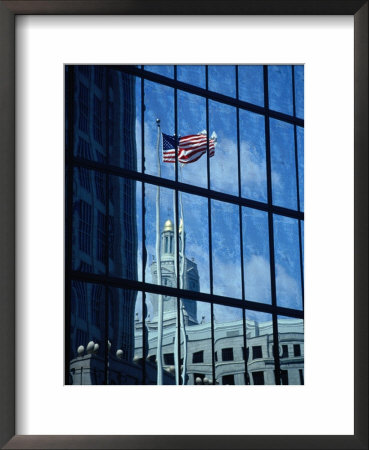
[161,219,174,255]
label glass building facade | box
[65,65,304,385]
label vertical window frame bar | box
[141,76,147,383]
[264,65,281,384]
[206,66,216,385]
[292,66,305,310]
[104,69,110,385]
[237,65,248,385]
[174,65,181,384]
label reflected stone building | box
[133,314,304,385]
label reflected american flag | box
[162,132,215,164]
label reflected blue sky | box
[240,109,267,202]
[135,65,303,311]
[144,65,174,78]
[294,66,304,119]
[242,208,271,304]
[209,100,238,196]
[208,65,236,98]
[270,118,298,210]
[268,65,293,115]
[297,126,304,211]
[177,90,208,188]
[211,200,242,299]
[177,65,205,88]
[238,65,264,106]
[273,215,303,310]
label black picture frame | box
[0,1,367,449]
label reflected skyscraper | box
[68,66,138,383]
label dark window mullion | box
[141,76,146,383]
[206,66,215,385]
[70,270,304,318]
[299,219,305,310]
[292,66,301,214]
[104,69,110,385]
[236,65,248,385]
[264,65,281,384]
[174,68,181,384]
[72,156,304,222]
[292,66,304,310]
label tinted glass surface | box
[238,65,264,107]
[273,215,303,310]
[66,64,304,385]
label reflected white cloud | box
[244,254,271,303]
[275,263,301,309]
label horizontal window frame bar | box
[98,64,305,127]
[71,157,304,221]
[70,271,304,320]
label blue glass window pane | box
[211,200,242,299]
[294,65,304,119]
[144,183,177,288]
[301,220,304,272]
[72,67,141,170]
[270,119,297,210]
[277,316,304,385]
[297,126,304,212]
[238,65,264,107]
[246,310,275,385]
[108,289,143,384]
[109,176,142,282]
[73,66,107,163]
[180,192,210,294]
[72,167,106,274]
[108,72,141,171]
[268,65,293,116]
[214,304,244,385]
[145,291,178,385]
[144,80,174,180]
[177,90,207,189]
[240,110,267,202]
[273,215,303,310]
[144,65,174,78]
[177,65,205,88]
[242,208,271,304]
[208,65,236,98]
[181,300,212,385]
[209,100,238,196]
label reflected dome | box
[163,219,173,231]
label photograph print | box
[65,64,304,385]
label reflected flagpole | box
[179,164,188,385]
[172,154,180,385]
[155,119,163,385]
